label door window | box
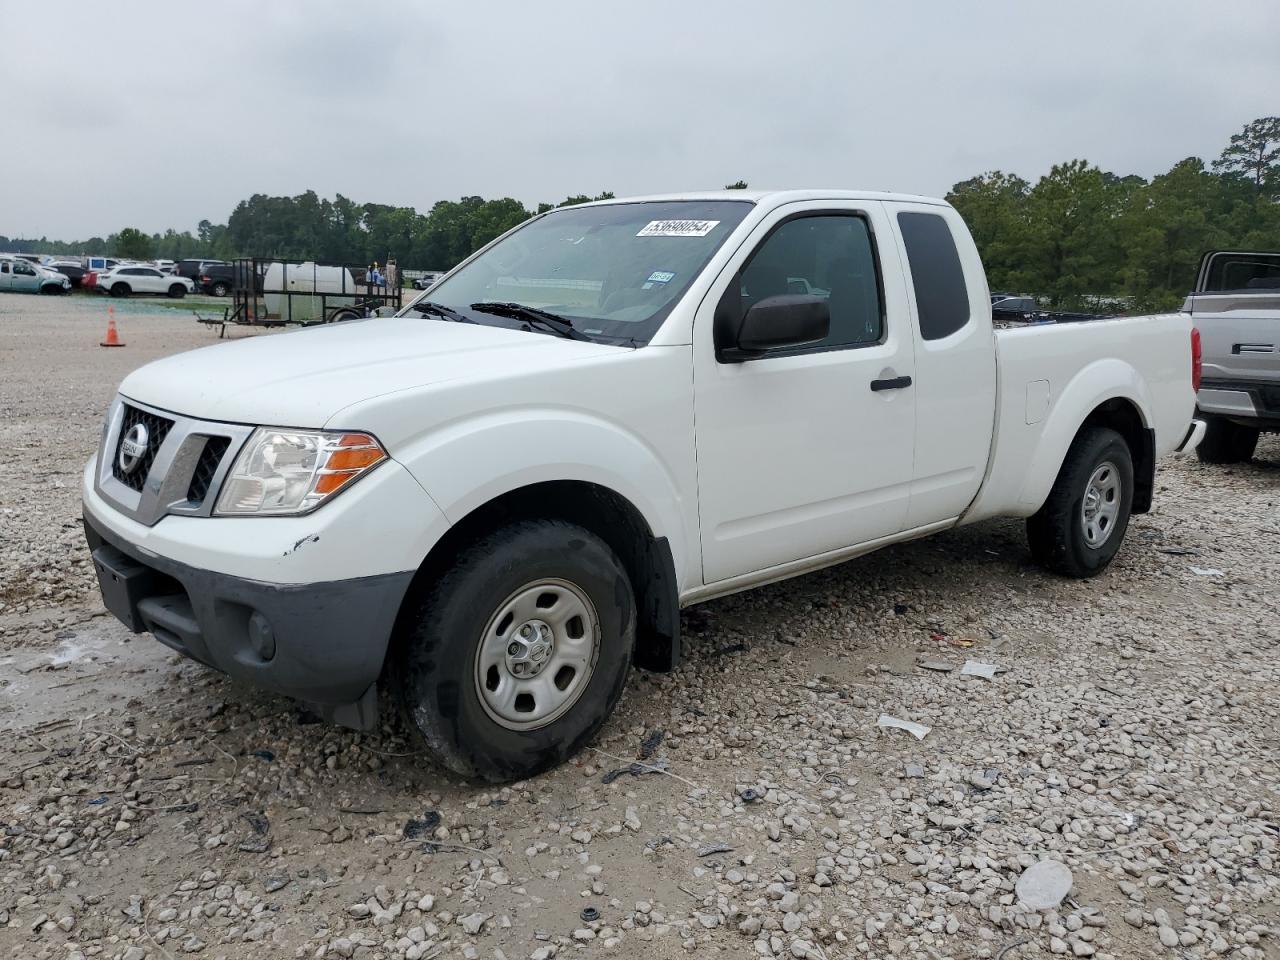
[723,214,883,356]
[14,262,36,276]
[1,263,9,274]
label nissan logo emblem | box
[118,423,149,475]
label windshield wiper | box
[469,301,592,341]
[408,300,474,323]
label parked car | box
[154,259,177,274]
[177,259,225,283]
[82,189,1200,782]
[991,295,1039,313]
[0,255,72,294]
[47,261,88,288]
[97,265,194,298]
[198,263,235,297]
[412,272,442,290]
[1185,250,1280,462]
[83,256,120,273]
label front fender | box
[1015,358,1152,510]
[394,407,693,588]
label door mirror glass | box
[716,293,830,361]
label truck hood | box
[120,317,620,427]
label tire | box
[397,520,636,782]
[1027,426,1134,579]
[211,281,229,297]
[327,308,361,324]
[1196,416,1258,464]
[167,284,186,299]
[110,283,130,298]
[39,284,65,296]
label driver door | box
[693,201,918,585]
[12,261,39,292]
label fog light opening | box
[248,611,277,662]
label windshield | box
[403,200,754,344]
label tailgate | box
[1192,306,1280,381]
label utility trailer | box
[196,257,402,336]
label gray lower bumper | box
[84,514,414,730]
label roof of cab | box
[577,189,950,209]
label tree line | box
[0,191,616,272]
[3,118,1277,309]
[948,117,1279,310]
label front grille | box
[112,405,174,491]
[186,436,231,505]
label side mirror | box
[716,294,830,362]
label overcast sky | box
[1,0,1276,240]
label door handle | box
[870,375,912,392]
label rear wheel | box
[211,281,229,297]
[397,520,635,782]
[110,283,130,298]
[1196,416,1258,464]
[167,283,186,299]
[1027,426,1134,578]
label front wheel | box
[397,520,635,782]
[167,284,186,299]
[1027,426,1134,578]
[1196,416,1258,464]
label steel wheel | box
[1080,460,1121,547]
[474,578,600,731]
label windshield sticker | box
[646,271,675,284]
[636,220,720,238]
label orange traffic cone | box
[100,307,125,348]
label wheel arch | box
[389,480,681,676]
[1078,397,1154,513]
[1013,359,1155,515]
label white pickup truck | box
[83,190,1202,781]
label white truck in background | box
[82,190,1200,782]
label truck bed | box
[963,311,1195,524]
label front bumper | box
[85,512,413,729]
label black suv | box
[199,263,236,297]
[178,259,225,283]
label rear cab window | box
[1200,253,1280,292]
[897,211,971,341]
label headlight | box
[214,429,387,516]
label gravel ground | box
[1,293,1278,960]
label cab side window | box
[723,214,883,355]
[898,212,971,341]
[1,262,9,274]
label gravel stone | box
[1,296,1276,959]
